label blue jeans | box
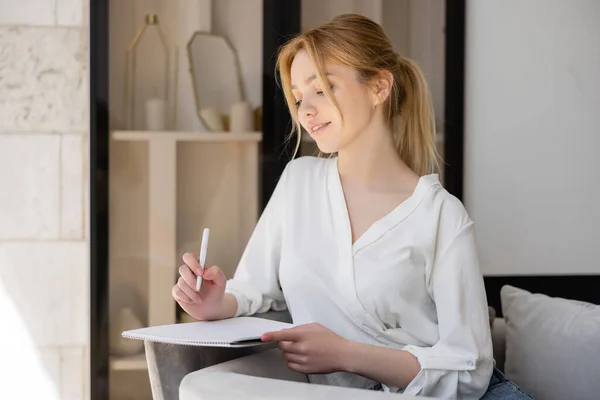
[480,367,534,399]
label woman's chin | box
[313,136,341,154]
[315,142,339,154]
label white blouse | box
[225,156,494,399]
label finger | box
[201,266,227,287]
[178,277,202,303]
[287,362,308,374]
[276,341,299,353]
[172,285,193,304]
[178,264,198,289]
[182,252,203,275]
[282,351,307,364]
[262,328,300,343]
[261,330,277,342]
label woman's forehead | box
[290,50,317,77]
[291,52,353,87]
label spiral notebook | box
[122,317,295,348]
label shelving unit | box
[112,131,262,142]
[107,0,265,398]
[110,354,148,371]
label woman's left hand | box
[261,322,352,374]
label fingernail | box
[204,271,211,278]
[196,269,202,275]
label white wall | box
[0,0,90,399]
[465,0,600,276]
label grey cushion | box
[501,285,600,400]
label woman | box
[172,14,532,399]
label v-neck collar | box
[325,157,439,337]
[327,157,438,255]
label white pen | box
[196,228,210,291]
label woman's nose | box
[300,101,317,118]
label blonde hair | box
[276,14,440,176]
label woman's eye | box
[295,85,333,107]
[316,85,334,95]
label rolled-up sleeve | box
[225,164,290,317]
[401,221,494,399]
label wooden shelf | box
[112,130,262,142]
[110,353,147,371]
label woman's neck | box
[336,122,417,192]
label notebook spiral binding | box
[121,332,267,348]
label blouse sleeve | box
[224,163,290,317]
[400,221,494,399]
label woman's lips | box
[310,122,331,135]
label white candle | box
[229,101,253,132]
[146,98,167,131]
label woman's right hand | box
[172,252,228,321]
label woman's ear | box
[372,71,394,106]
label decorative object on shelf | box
[145,96,167,130]
[109,307,145,356]
[126,13,179,130]
[199,107,225,131]
[229,101,254,132]
[187,32,244,131]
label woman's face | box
[290,50,379,153]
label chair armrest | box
[185,348,309,383]
[144,310,292,400]
[181,372,425,400]
[250,309,293,323]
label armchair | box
[144,310,437,399]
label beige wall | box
[0,0,90,399]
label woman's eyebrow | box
[291,72,333,90]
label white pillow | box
[501,285,600,400]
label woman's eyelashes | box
[317,84,335,95]
[294,85,334,108]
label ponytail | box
[394,57,440,176]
